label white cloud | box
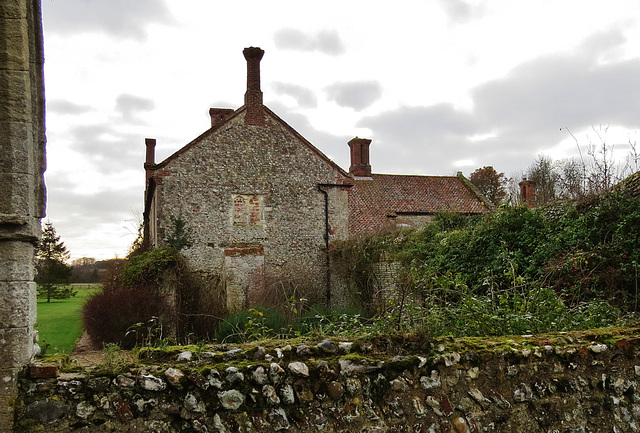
[47,100,93,115]
[272,82,317,108]
[273,28,345,55]
[42,0,172,39]
[326,81,383,111]
[115,94,155,123]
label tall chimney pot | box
[144,138,156,186]
[145,138,156,165]
[348,137,372,177]
[243,47,265,126]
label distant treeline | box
[70,258,125,284]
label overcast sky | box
[41,0,640,260]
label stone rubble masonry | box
[146,110,351,310]
[14,333,640,432]
[0,0,46,432]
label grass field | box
[36,284,101,354]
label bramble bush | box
[330,188,640,338]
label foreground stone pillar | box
[0,0,46,431]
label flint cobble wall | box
[15,331,640,432]
[147,111,350,310]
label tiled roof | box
[348,173,492,237]
[614,170,640,197]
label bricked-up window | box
[248,196,260,225]
[233,196,246,225]
[232,194,262,226]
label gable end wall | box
[149,111,349,310]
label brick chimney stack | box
[209,108,235,128]
[243,47,265,126]
[144,138,156,185]
[348,137,372,177]
[519,177,536,207]
[145,138,156,165]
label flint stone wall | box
[147,111,350,310]
[14,332,640,432]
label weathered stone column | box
[0,0,46,431]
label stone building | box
[143,47,491,311]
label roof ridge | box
[367,173,460,178]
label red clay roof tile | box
[348,173,491,237]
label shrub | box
[404,283,619,338]
[176,272,226,343]
[83,285,171,348]
[334,189,640,315]
[85,246,228,346]
[330,234,398,314]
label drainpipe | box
[317,186,331,308]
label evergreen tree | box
[35,222,75,302]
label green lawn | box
[36,284,100,354]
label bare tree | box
[621,133,640,178]
[560,125,639,197]
[556,158,585,200]
[526,155,558,205]
[586,124,617,192]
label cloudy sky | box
[41,0,640,260]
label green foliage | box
[443,285,618,337]
[35,222,75,302]
[214,308,287,343]
[99,343,136,376]
[330,236,391,314]
[542,246,611,304]
[166,213,192,251]
[119,247,178,286]
[402,191,640,307]
[292,305,368,336]
[329,188,640,338]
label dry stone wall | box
[15,330,640,432]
